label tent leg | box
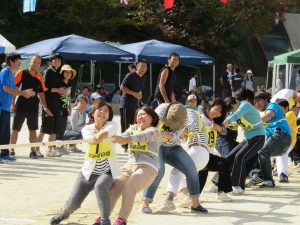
[285,63,289,89]
[119,63,121,86]
[150,63,153,96]
[266,68,269,89]
[272,64,277,96]
[213,65,216,97]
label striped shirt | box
[91,127,110,175]
[185,108,207,146]
[155,103,185,146]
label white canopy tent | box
[0,34,16,54]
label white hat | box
[246,70,253,74]
[187,94,197,101]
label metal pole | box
[213,65,216,97]
[272,64,276,96]
[150,63,153,95]
[118,62,122,86]
[266,69,269,89]
[285,63,289,89]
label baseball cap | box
[187,94,197,101]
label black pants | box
[291,136,300,165]
[198,153,232,194]
[225,135,265,189]
[120,107,137,150]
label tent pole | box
[118,63,121,86]
[285,63,289,89]
[213,65,216,97]
[90,60,93,88]
[272,64,276,96]
[266,68,269,89]
[150,63,153,96]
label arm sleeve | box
[121,73,132,88]
[14,70,23,86]
[70,109,80,132]
[81,125,94,140]
[103,121,118,138]
[131,127,161,143]
[226,102,249,123]
[44,70,55,93]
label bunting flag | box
[120,0,128,5]
[164,0,174,9]
[23,0,37,13]
[220,0,228,4]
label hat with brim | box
[60,64,76,80]
[164,103,187,131]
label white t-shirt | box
[271,88,294,102]
[295,75,300,91]
[189,77,196,91]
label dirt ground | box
[0,115,300,225]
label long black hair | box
[204,98,227,125]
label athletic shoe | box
[9,150,16,159]
[50,214,64,225]
[259,180,275,188]
[140,206,152,214]
[205,183,218,193]
[279,173,289,183]
[113,218,126,225]
[157,200,176,212]
[93,217,102,225]
[46,148,63,157]
[29,150,38,159]
[217,192,232,202]
[93,217,111,225]
[177,195,192,208]
[0,155,16,163]
[57,146,70,155]
[68,145,82,153]
[231,186,245,195]
[35,150,44,158]
[245,175,263,187]
[191,204,208,214]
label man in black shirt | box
[220,64,233,98]
[10,55,52,159]
[37,53,67,157]
[154,52,180,104]
[119,59,147,150]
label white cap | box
[246,70,253,74]
[187,94,197,101]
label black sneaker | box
[259,180,275,188]
[191,204,208,214]
[279,173,289,183]
[29,151,38,159]
[9,150,16,159]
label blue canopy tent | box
[119,39,215,94]
[17,34,135,86]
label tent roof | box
[0,34,16,54]
[17,34,134,62]
[119,39,215,65]
[273,48,300,64]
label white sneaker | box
[231,186,245,195]
[58,146,70,155]
[177,195,192,208]
[217,192,232,202]
[35,150,44,158]
[68,145,82,153]
[157,200,176,212]
[205,183,218,193]
[46,148,63,157]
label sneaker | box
[217,192,232,202]
[140,206,152,214]
[93,217,102,225]
[46,148,63,157]
[113,217,126,225]
[231,186,245,195]
[205,183,218,193]
[259,180,275,188]
[29,150,38,159]
[9,150,16,159]
[35,150,44,158]
[68,145,82,153]
[0,155,16,163]
[191,204,208,214]
[177,195,192,208]
[279,173,289,183]
[93,217,111,225]
[157,200,176,212]
[57,146,70,155]
[50,214,64,225]
[245,175,263,187]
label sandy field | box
[0,115,300,225]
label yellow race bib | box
[159,121,171,142]
[297,125,300,134]
[127,129,149,153]
[87,130,112,160]
[205,127,217,147]
[236,117,254,131]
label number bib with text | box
[127,129,149,152]
[205,128,217,147]
[236,117,254,131]
[159,121,171,142]
[87,130,112,160]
